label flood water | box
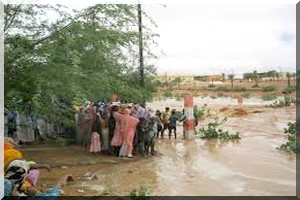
[34,97,296,196]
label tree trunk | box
[288,78,291,87]
[231,79,233,88]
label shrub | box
[130,185,152,198]
[270,96,296,108]
[217,92,224,97]
[280,121,297,153]
[208,84,216,88]
[216,86,230,91]
[196,117,241,140]
[284,85,296,94]
[261,94,277,101]
[252,83,260,88]
[174,94,183,101]
[242,93,250,98]
[232,86,247,92]
[262,85,277,92]
[163,90,173,98]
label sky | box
[65,3,296,77]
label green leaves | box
[196,117,241,140]
[280,121,297,153]
[5,4,158,128]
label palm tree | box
[228,74,234,88]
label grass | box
[232,86,247,92]
[261,94,277,101]
[284,85,296,94]
[262,85,277,92]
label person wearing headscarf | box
[119,108,139,158]
[4,149,23,172]
[110,106,125,156]
[89,108,102,156]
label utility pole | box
[138,3,144,87]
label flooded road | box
[27,97,296,196]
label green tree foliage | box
[280,121,297,153]
[5,4,159,127]
[227,74,234,88]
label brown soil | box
[156,80,296,99]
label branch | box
[4,4,23,32]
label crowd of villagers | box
[76,98,205,158]
[75,99,186,158]
[3,98,204,197]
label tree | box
[221,73,226,82]
[170,77,182,88]
[253,70,259,87]
[5,4,159,130]
[228,74,234,88]
[286,72,292,87]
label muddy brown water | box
[24,98,296,196]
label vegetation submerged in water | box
[280,121,297,153]
[270,96,296,108]
[130,185,153,199]
[196,117,241,140]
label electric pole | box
[138,3,144,87]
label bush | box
[174,94,183,101]
[232,86,247,92]
[270,96,296,108]
[280,121,297,153]
[208,84,216,88]
[262,85,277,92]
[216,86,230,91]
[217,92,224,97]
[196,117,241,140]
[163,90,173,98]
[242,93,250,98]
[252,83,260,88]
[130,185,152,199]
[261,94,277,101]
[285,85,296,94]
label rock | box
[128,170,134,174]
[61,166,68,169]
[77,189,84,193]
[61,190,65,195]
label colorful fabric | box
[4,178,13,196]
[110,112,123,147]
[4,141,15,151]
[4,149,23,171]
[5,160,29,185]
[25,168,40,186]
[120,108,139,156]
[89,132,101,153]
[35,186,61,198]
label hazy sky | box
[66,3,296,77]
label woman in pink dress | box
[110,107,123,156]
[89,108,102,156]
[119,108,139,158]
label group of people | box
[75,100,195,158]
[4,137,75,197]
